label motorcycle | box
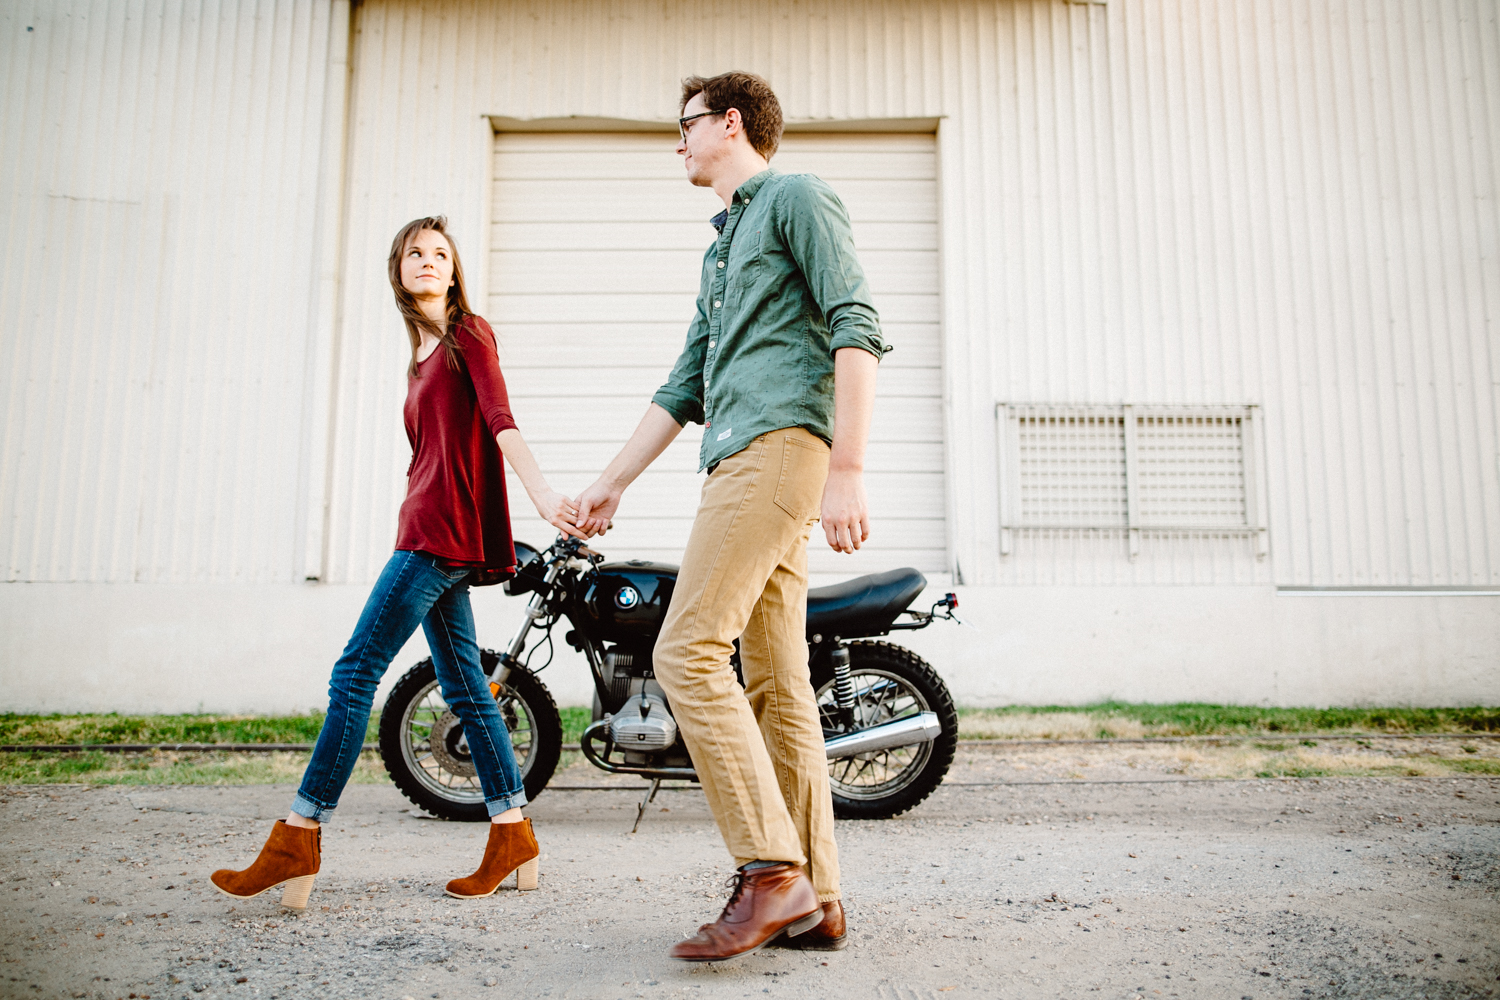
[378,534,964,825]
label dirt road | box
[3,751,1497,1000]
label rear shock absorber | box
[830,639,856,714]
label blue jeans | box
[293,550,528,821]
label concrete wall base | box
[1,583,1496,714]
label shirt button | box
[717,261,725,269]
[708,340,716,348]
[713,300,722,308]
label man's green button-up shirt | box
[651,169,885,471]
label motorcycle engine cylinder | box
[608,692,677,753]
[604,650,635,708]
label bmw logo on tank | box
[614,586,641,610]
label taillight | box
[945,592,958,609]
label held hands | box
[820,468,871,553]
[529,487,588,540]
[573,478,623,538]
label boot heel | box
[280,874,316,910]
[784,908,824,938]
[515,856,539,891]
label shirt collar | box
[709,168,776,231]
[735,168,774,204]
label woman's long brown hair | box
[388,216,474,376]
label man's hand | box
[574,479,623,537]
[820,468,870,553]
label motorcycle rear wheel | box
[810,641,958,820]
[378,657,562,822]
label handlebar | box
[543,533,606,567]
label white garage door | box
[489,131,944,581]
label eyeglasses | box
[678,110,725,141]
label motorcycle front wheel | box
[378,657,562,822]
[810,640,958,820]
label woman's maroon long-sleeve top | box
[395,315,518,573]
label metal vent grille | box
[1014,408,1127,527]
[1136,415,1247,528]
[998,404,1265,558]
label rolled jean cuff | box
[291,793,337,823]
[485,790,528,816]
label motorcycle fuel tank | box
[580,561,678,645]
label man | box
[574,71,883,962]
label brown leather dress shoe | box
[668,862,822,962]
[210,820,321,909]
[768,900,847,951]
[445,818,540,898]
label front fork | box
[487,561,566,696]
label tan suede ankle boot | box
[446,818,539,898]
[210,820,322,909]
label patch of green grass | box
[5,703,1495,760]
[0,749,391,786]
[1447,758,1500,775]
[1255,765,1332,779]
[560,706,591,744]
[0,708,599,748]
[958,702,1500,737]
[0,712,374,745]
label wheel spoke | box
[817,663,937,800]
[396,674,551,808]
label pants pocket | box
[772,434,829,521]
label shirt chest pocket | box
[726,227,762,279]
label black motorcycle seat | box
[805,567,927,640]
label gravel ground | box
[2,748,1497,1000]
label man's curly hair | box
[680,71,784,160]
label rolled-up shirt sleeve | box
[650,260,713,427]
[776,175,885,360]
[460,316,520,437]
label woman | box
[211,216,580,908]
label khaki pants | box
[652,426,840,902]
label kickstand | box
[631,777,663,834]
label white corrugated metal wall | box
[955,0,1500,588]
[2,0,1496,711]
[1,0,349,584]
[325,0,956,583]
[5,0,1494,592]
[328,0,1499,593]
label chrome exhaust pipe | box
[824,711,942,759]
